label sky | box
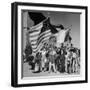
[23,10,80,49]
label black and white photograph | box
[22,11,80,77]
[11,2,88,87]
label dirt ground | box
[22,62,80,78]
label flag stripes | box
[37,31,51,45]
[37,30,51,41]
[28,19,51,53]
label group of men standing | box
[29,36,80,74]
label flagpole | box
[47,12,50,18]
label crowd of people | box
[23,36,80,74]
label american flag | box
[28,18,52,54]
[28,17,71,54]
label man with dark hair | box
[55,47,61,72]
[34,52,42,73]
[28,55,35,70]
[48,47,57,73]
[59,49,66,73]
